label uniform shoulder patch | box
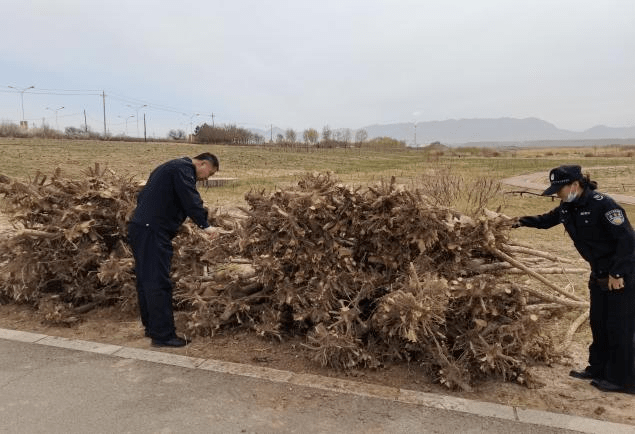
[593,193,604,200]
[605,209,625,225]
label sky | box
[1,0,633,138]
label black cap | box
[542,165,582,196]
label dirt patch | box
[502,166,635,205]
[0,303,633,426]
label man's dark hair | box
[194,152,219,170]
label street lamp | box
[127,104,147,137]
[8,85,35,126]
[118,115,134,136]
[190,113,200,142]
[45,106,64,131]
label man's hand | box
[203,226,231,240]
[203,226,219,240]
[608,275,624,291]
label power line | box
[3,84,218,135]
[106,91,215,119]
[3,88,102,96]
[55,112,83,119]
[30,90,102,96]
[107,92,175,111]
[4,85,212,118]
[35,87,103,92]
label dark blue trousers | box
[127,223,176,340]
[588,273,635,387]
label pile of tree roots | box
[0,168,589,390]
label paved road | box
[1,329,633,434]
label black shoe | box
[151,336,189,347]
[569,368,598,380]
[590,379,635,394]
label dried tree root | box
[16,229,59,239]
[564,309,590,349]
[516,284,588,308]
[505,267,589,275]
[503,243,575,264]
[524,303,565,311]
[472,261,587,274]
[0,168,592,391]
[489,247,586,303]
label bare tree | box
[321,125,332,147]
[285,128,297,144]
[355,128,368,147]
[303,128,319,145]
[342,128,352,148]
[195,123,254,144]
[168,129,186,140]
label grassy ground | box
[2,136,634,247]
[3,137,634,253]
[2,137,634,202]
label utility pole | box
[102,91,107,137]
[144,113,147,142]
[211,113,215,127]
[84,110,88,132]
[270,124,273,142]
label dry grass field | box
[1,136,635,425]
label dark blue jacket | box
[131,157,210,237]
[520,188,635,278]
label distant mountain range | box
[249,117,635,147]
[363,118,635,146]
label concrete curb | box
[1,327,633,434]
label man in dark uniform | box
[515,165,635,394]
[128,153,219,347]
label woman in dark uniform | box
[515,165,635,394]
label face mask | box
[564,187,578,203]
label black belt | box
[594,276,609,286]
[591,276,610,291]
